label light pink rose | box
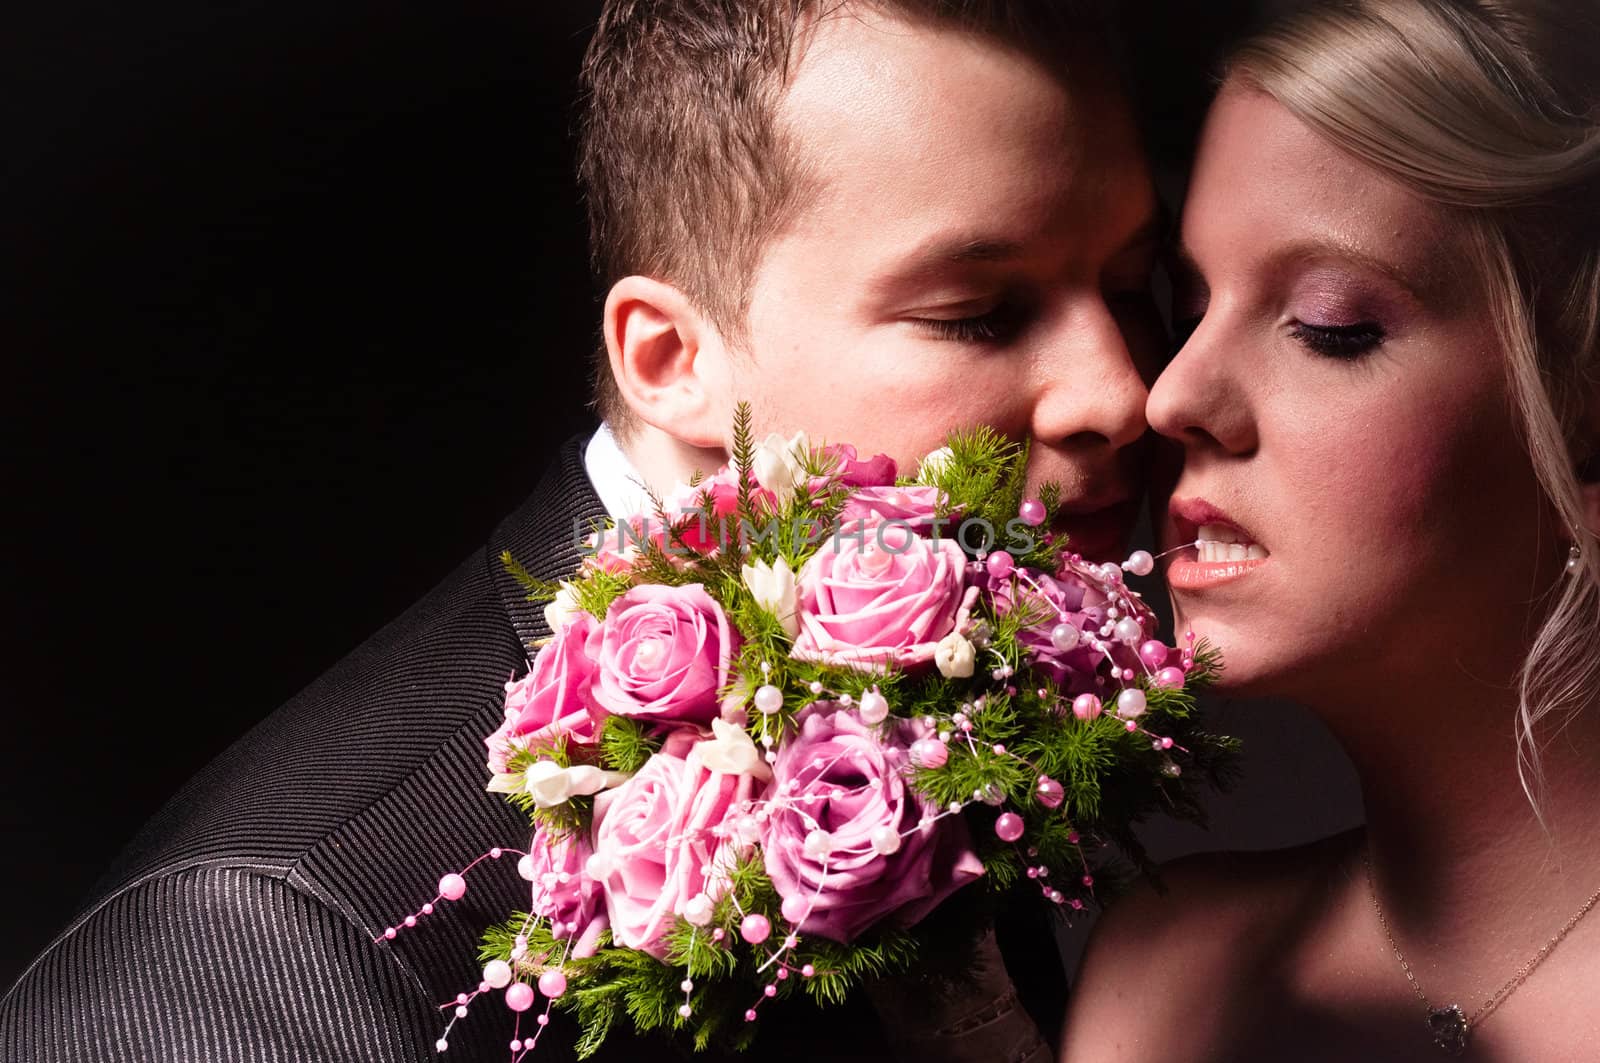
[585,583,740,725]
[524,826,608,958]
[791,521,972,671]
[486,614,604,774]
[589,730,763,958]
[836,484,948,531]
[762,701,983,942]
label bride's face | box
[1149,85,1561,701]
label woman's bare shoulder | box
[1058,829,1362,1062]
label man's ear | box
[603,276,731,449]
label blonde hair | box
[1228,0,1600,824]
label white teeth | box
[1193,525,1269,564]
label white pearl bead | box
[754,684,784,715]
[803,829,835,859]
[1050,623,1080,652]
[870,825,902,855]
[1114,617,1143,644]
[1123,550,1155,577]
[858,690,890,724]
[1116,688,1147,719]
[684,894,715,926]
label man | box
[0,2,1159,1059]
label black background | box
[3,1,1250,987]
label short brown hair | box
[576,0,1105,429]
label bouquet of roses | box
[387,410,1237,1058]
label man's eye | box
[912,302,1027,345]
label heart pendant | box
[1427,1004,1469,1055]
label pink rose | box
[589,730,763,958]
[762,702,983,942]
[524,826,608,958]
[837,484,948,531]
[791,521,971,671]
[585,583,740,725]
[486,614,603,774]
[820,444,897,487]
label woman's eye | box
[912,301,1027,345]
[1290,320,1386,359]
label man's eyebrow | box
[869,236,1027,291]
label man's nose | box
[1029,299,1150,454]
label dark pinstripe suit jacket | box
[0,437,906,1062]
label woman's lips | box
[1165,498,1270,590]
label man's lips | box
[1052,498,1141,562]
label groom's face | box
[729,10,1161,562]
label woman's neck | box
[1320,670,1600,968]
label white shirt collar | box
[583,422,652,520]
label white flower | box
[543,580,583,631]
[916,446,955,484]
[741,556,799,637]
[934,631,976,679]
[694,718,773,782]
[488,759,631,807]
[752,431,810,496]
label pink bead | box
[1154,667,1186,690]
[1067,830,1081,843]
[438,873,467,902]
[777,968,789,981]
[536,1014,549,1026]
[801,964,815,978]
[489,847,502,859]
[764,984,777,998]
[1138,640,1168,668]
[421,903,434,915]
[1018,499,1047,526]
[780,895,809,925]
[505,982,535,1012]
[383,927,397,940]
[510,1039,522,1052]
[404,915,416,927]
[746,1010,758,1022]
[456,993,469,1005]
[985,550,1015,579]
[740,914,772,945]
[1071,694,1102,720]
[910,738,947,769]
[994,812,1026,843]
[538,971,568,999]
[1035,776,1065,809]
[1082,874,1094,886]
[1160,736,1174,749]
[1124,719,1137,732]
[712,928,726,942]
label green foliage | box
[499,550,561,601]
[572,567,632,621]
[597,715,660,774]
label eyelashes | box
[1289,321,1386,359]
[1166,316,1386,362]
[911,300,1030,345]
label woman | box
[1062,1,1600,1059]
